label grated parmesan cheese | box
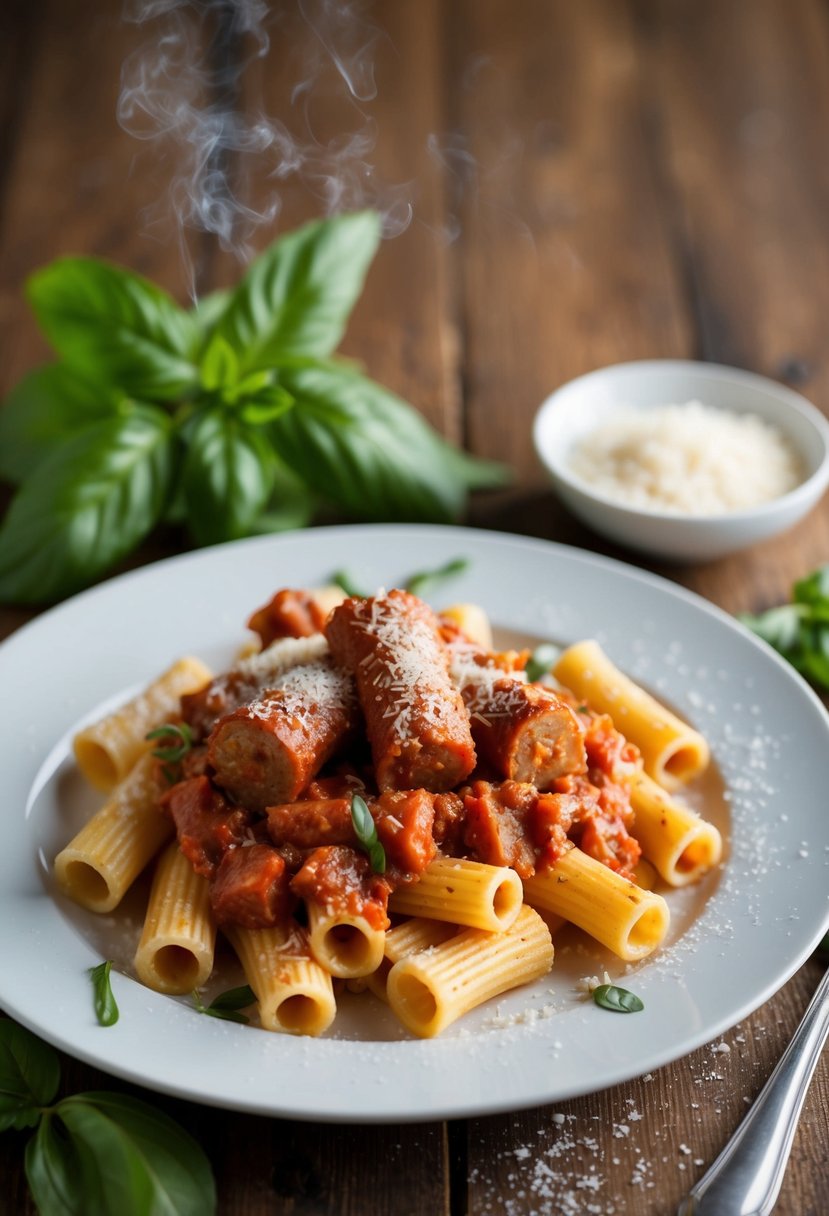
[568,401,803,515]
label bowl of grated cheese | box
[533,359,829,560]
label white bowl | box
[533,359,829,561]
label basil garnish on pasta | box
[88,960,119,1027]
[592,983,644,1013]
[351,794,386,875]
[405,557,469,598]
[525,643,560,683]
[192,985,256,1025]
[146,722,193,763]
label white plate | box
[2,524,828,1123]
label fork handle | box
[677,964,829,1216]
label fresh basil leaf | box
[793,565,829,606]
[26,1111,97,1216]
[214,212,381,372]
[190,289,231,344]
[332,570,369,598]
[54,1092,216,1216]
[525,643,560,682]
[0,405,173,604]
[27,258,199,400]
[592,983,644,1013]
[740,604,804,653]
[146,722,193,763]
[199,333,240,391]
[0,365,121,485]
[0,1020,60,1132]
[192,984,255,1024]
[182,409,275,545]
[351,793,386,875]
[249,468,315,535]
[88,961,119,1028]
[269,363,503,521]
[237,384,295,424]
[405,558,469,598]
[208,984,256,1012]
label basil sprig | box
[350,793,386,875]
[405,557,469,598]
[87,960,119,1028]
[332,569,370,599]
[741,564,829,689]
[192,985,256,1025]
[146,722,193,764]
[592,983,644,1013]
[0,211,508,605]
[525,643,560,683]
[0,1019,216,1214]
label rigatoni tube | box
[387,905,553,1037]
[134,841,216,994]
[388,857,522,932]
[55,752,172,913]
[522,846,670,961]
[73,656,211,792]
[226,923,336,1036]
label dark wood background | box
[1,1,828,1212]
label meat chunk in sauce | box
[209,843,293,929]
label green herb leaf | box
[192,985,256,1024]
[182,409,275,545]
[27,258,200,400]
[42,1092,217,1216]
[592,983,644,1013]
[146,722,193,764]
[249,467,315,535]
[740,604,805,653]
[214,212,381,373]
[405,558,469,598]
[793,564,829,606]
[26,1111,93,1216]
[236,384,295,424]
[350,793,386,875]
[88,961,119,1028]
[0,1021,60,1132]
[190,289,231,347]
[207,984,256,1012]
[525,643,560,682]
[332,570,370,598]
[269,363,506,522]
[0,406,173,604]
[0,365,121,485]
[199,333,240,391]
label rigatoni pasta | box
[73,657,212,792]
[553,639,709,789]
[55,752,172,912]
[134,841,216,994]
[56,583,723,1039]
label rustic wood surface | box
[1,1,828,1213]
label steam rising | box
[118,0,411,291]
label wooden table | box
[2,1,828,1212]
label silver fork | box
[677,958,829,1216]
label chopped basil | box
[332,569,370,599]
[592,983,644,1013]
[191,985,256,1024]
[405,557,469,598]
[88,960,119,1027]
[350,793,386,875]
[525,643,559,682]
[146,721,193,763]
